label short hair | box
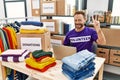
[74,11,86,18]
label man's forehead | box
[74,14,84,18]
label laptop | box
[52,44,77,60]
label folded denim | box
[62,50,96,70]
[62,63,95,77]
[62,68,94,80]
[62,62,95,75]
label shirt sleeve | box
[91,30,98,42]
[63,35,70,46]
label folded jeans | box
[62,50,96,71]
[62,62,95,75]
[62,68,94,80]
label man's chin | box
[75,26,84,32]
[75,25,83,29]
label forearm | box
[96,29,106,45]
[92,16,106,45]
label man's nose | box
[75,20,78,22]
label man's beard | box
[75,24,84,29]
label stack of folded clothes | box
[20,25,48,34]
[25,50,56,72]
[62,49,96,80]
[0,49,30,62]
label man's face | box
[74,14,86,30]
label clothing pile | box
[20,21,47,34]
[25,50,56,72]
[0,27,17,54]
[0,49,30,62]
[9,21,21,33]
[62,50,96,80]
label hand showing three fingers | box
[92,16,101,33]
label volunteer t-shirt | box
[63,27,98,52]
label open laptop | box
[52,44,77,60]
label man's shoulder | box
[85,27,96,32]
[68,29,75,33]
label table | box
[0,57,105,80]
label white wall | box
[87,0,109,15]
[0,0,5,18]
[112,0,120,16]
[26,0,32,17]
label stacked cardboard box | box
[17,31,51,52]
[41,19,59,34]
[40,0,65,15]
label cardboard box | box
[41,19,59,34]
[110,49,120,66]
[17,32,51,52]
[32,9,40,16]
[40,0,65,15]
[102,28,120,47]
[41,0,56,15]
[51,35,65,45]
[98,15,105,23]
[105,11,111,23]
[31,0,40,16]
[97,48,110,63]
[56,0,65,15]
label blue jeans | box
[62,62,95,75]
[62,50,96,70]
[62,68,95,80]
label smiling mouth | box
[75,24,83,28]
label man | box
[63,11,106,52]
